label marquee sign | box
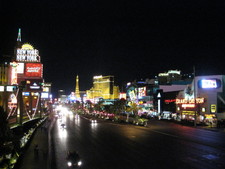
[16,43,40,62]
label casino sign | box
[16,43,40,62]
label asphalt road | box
[52,115,225,169]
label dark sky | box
[1,0,225,97]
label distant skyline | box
[1,0,225,97]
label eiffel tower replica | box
[75,75,81,101]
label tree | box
[113,99,127,115]
[85,100,94,114]
[71,101,81,114]
[126,102,141,122]
[94,101,104,113]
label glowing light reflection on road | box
[91,122,98,129]
[57,117,68,140]
[58,129,68,139]
[74,115,80,126]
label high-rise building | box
[86,75,119,101]
[158,70,182,85]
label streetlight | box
[193,66,197,127]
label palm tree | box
[113,99,126,115]
[126,102,141,123]
[94,100,104,115]
[85,100,93,114]
[71,101,81,114]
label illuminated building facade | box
[0,55,14,112]
[86,75,119,101]
[126,79,159,114]
[41,82,52,106]
[0,29,51,125]
[158,70,182,85]
[176,75,225,125]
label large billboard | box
[138,87,146,98]
[25,63,43,78]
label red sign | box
[25,63,43,77]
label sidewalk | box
[14,120,52,169]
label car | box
[61,123,66,129]
[90,118,97,123]
[66,151,82,168]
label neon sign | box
[176,98,204,104]
[198,79,221,89]
[165,99,176,103]
[16,43,40,62]
[182,104,195,108]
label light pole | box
[193,66,197,127]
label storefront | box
[176,75,225,124]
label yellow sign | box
[211,104,216,113]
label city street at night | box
[2,1,225,169]
[17,114,225,169]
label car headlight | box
[78,161,82,166]
[67,161,72,167]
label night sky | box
[1,0,225,97]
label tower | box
[75,75,81,99]
[17,28,21,42]
[14,28,22,60]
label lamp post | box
[193,66,197,127]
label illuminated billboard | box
[198,79,221,89]
[25,63,43,78]
[138,87,146,98]
[41,93,49,99]
[119,93,126,99]
[6,86,17,92]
